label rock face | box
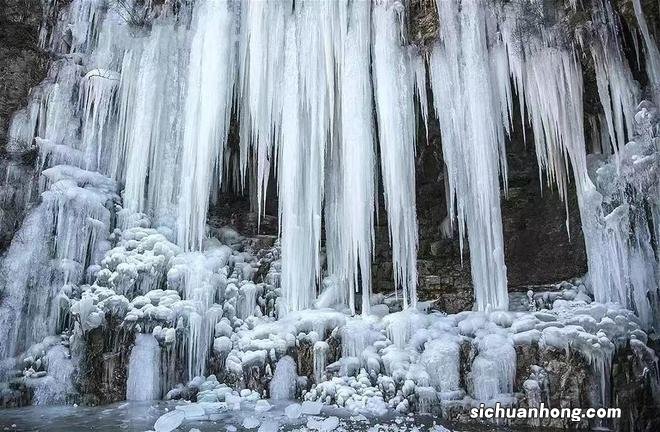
[74,318,135,406]
[0,0,49,251]
[0,0,47,147]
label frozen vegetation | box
[0,0,659,430]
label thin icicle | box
[411,50,429,140]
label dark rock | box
[0,0,51,252]
[74,315,135,405]
[408,0,438,50]
[296,338,314,384]
[0,0,48,148]
[610,343,660,432]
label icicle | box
[278,1,337,313]
[110,37,157,214]
[313,341,329,383]
[589,7,640,155]
[498,2,590,198]
[411,50,429,140]
[78,69,120,173]
[428,0,508,311]
[236,0,289,219]
[277,17,312,313]
[176,0,236,251]
[120,22,184,228]
[372,0,419,309]
[325,0,376,314]
[632,0,660,106]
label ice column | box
[372,0,419,308]
[117,21,183,228]
[429,0,509,311]
[278,1,337,313]
[325,0,376,314]
[127,334,161,401]
[236,0,289,217]
[177,0,236,251]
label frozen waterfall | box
[0,0,659,416]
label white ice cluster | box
[299,283,650,415]
[137,279,655,431]
[65,211,281,392]
[581,102,660,329]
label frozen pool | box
[0,400,519,432]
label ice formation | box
[0,0,658,428]
[126,334,161,401]
[269,356,297,400]
[428,0,509,311]
[372,0,420,309]
[177,0,236,251]
[325,0,377,314]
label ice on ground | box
[242,416,260,429]
[301,400,323,415]
[285,403,303,419]
[154,410,185,432]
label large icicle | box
[177,0,236,251]
[278,1,337,313]
[325,0,376,314]
[371,0,419,309]
[116,20,183,230]
[428,0,509,311]
[236,0,288,218]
